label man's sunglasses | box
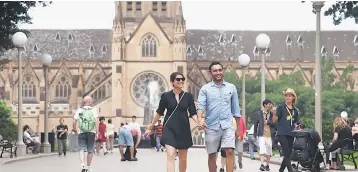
[175,77,185,81]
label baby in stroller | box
[291,128,324,172]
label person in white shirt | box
[118,118,141,161]
[23,125,41,154]
[106,119,115,153]
[247,124,259,159]
[73,96,98,172]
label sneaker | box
[234,165,237,169]
[260,164,265,171]
[238,162,243,169]
[219,168,224,172]
[104,152,108,155]
[265,165,270,171]
[128,158,138,161]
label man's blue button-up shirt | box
[197,81,241,130]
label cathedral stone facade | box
[2,1,358,144]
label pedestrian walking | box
[197,61,241,172]
[73,96,98,172]
[56,118,68,156]
[145,72,198,172]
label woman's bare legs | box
[178,149,188,172]
[165,145,176,172]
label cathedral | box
[2,1,358,144]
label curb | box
[2,153,58,165]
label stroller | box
[291,128,324,172]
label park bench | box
[339,137,358,170]
[0,135,17,158]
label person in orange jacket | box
[235,115,247,169]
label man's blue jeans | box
[247,134,259,158]
[155,136,162,151]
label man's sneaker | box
[260,164,266,171]
[238,162,243,169]
[265,165,270,171]
[219,168,224,172]
[128,158,138,161]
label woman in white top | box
[23,125,41,154]
[106,119,115,153]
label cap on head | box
[340,111,348,119]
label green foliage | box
[224,57,358,141]
[0,100,17,139]
[323,1,358,25]
[0,1,51,55]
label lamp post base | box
[41,142,51,153]
[16,142,26,157]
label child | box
[235,116,247,169]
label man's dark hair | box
[132,116,136,119]
[108,119,112,124]
[208,61,223,72]
[262,99,272,107]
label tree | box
[306,1,358,25]
[0,1,51,56]
[0,100,16,140]
[224,58,358,141]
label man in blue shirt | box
[197,61,241,172]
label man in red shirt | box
[155,120,163,152]
[96,116,108,155]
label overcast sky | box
[19,1,358,31]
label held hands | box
[198,120,206,130]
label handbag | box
[163,92,185,127]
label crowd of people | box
[66,61,357,172]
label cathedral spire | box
[175,2,185,25]
[113,1,123,25]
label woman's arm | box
[188,93,198,124]
[149,93,166,130]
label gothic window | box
[22,75,36,101]
[55,76,72,100]
[90,74,109,101]
[141,35,157,57]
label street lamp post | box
[238,54,250,123]
[255,34,270,109]
[12,32,28,156]
[313,1,324,137]
[40,53,53,153]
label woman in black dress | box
[145,72,198,172]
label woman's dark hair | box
[170,72,184,82]
[108,119,112,124]
[23,125,30,132]
[99,116,105,121]
[121,123,124,127]
[170,72,184,87]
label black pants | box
[278,135,294,172]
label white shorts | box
[259,137,272,156]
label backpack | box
[78,108,96,132]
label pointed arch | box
[22,75,37,101]
[54,75,72,101]
[87,74,110,101]
[140,33,158,57]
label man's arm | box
[73,111,79,133]
[231,85,241,131]
[197,87,207,125]
[253,113,259,137]
[135,125,141,148]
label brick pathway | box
[1,148,356,171]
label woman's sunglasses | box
[175,77,185,82]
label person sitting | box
[23,125,41,154]
[352,118,358,142]
[326,117,353,170]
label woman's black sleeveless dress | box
[156,90,197,149]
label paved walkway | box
[1,149,356,171]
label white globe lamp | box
[255,33,270,49]
[12,32,28,47]
[40,53,53,66]
[238,54,250,67]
